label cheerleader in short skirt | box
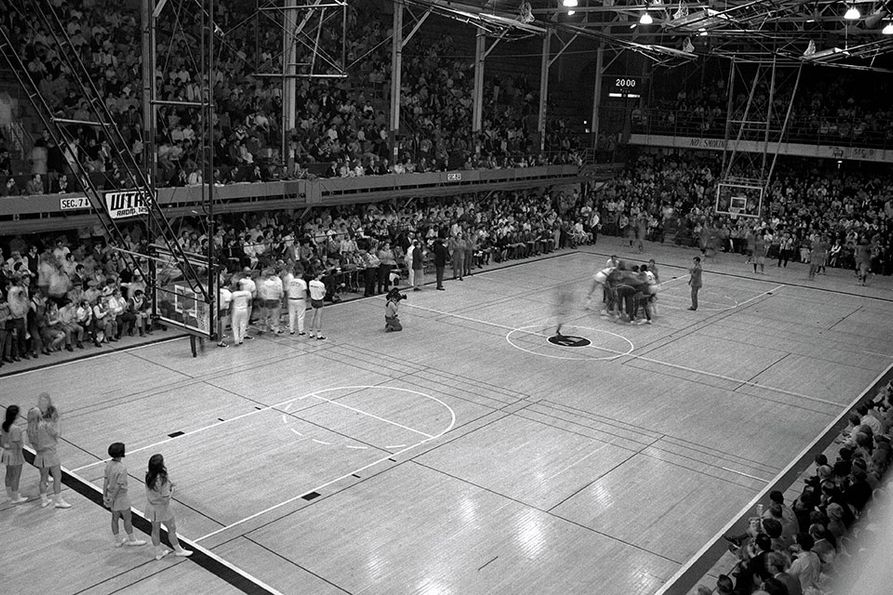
[2,405,28,503]
[145,453,192,560]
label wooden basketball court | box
[2,237,892,594]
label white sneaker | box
[155,548,171,561]
[54,497,72,509]
[173,548,193,557]
[40,496,51,508]
[115,539,126,548]
[9,494,28,504]
[125,537,147,546]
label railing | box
[602,106,893,153]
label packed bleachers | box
[591,152,893,277]
[632,70,893,148]
[0,0,583,196]
[0,186,597,363]
[696,379,893,595]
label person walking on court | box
[283,265,307,336]
[103,442,146,548]
[2,405,28,504]
[688,256,702,311]
[216,277,232,348]
[145,454,192,561]
[28,397,71,508]
[308,272,326,340]
[433,236,448,290]
[229,279,253,346]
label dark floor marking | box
[168,430,185,438]
[302,492,320,501]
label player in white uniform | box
[258,269,283,334]
[240,269,257,336]
[230,280,253,345]
[283,265,308,335]
[308,272,326,340]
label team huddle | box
[582,255,664,326]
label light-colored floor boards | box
[2,237,891,595]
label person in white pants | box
[283,265,307,335]
[258,268,283,334]
[230,280,253,345]
[217,278,232,347]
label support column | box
[282,0,298,169]
[141,0,156,184]
[472,28,485,140]
[388,0,404,163]
[590,44,603,153]
[537,30,550,154]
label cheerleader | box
[27,399,71,508]
[2,405,28,504]
[145,454,192,560]
[103,442,146,547]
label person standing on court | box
[433,236,448,291]
[688,256,702,311]
[103,442,146,548]
[377,241,396,293]
[229,279,253,346]
[283,264,307,336]
[216,276,232,348]
[28,395,71,508]
[411,239,425,291]
[2,405,28,504]
[308,271,326,340]
[449,232,465,281]
[257,267,283,334]
[144,454,192,561]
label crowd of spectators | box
[587,152,892,277]
[0,186,597,363]
[696,379,893,595]
[0,0,583,197]
[631,70,893,147]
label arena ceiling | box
[406,0,893,70]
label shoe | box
[216,342,228,348]
[22,353,30,360]
[40,496,51,508]
[687,307,697,311]
[309,333,315,338]
[644,320,653,325]
[9,493,27,504]
[276,330,284,334]
[290,331,295,335]
[437,287,445,290]
[54,496,72,509]
[173,548,193,557]
[76,342,84,349]
[316,336,326,341]
[155,549,171,561]
[115,539,126,548]
[125,537,147,546]
[413,288,421,291]
[299,332,306,336]
[237,341,243,345]
[244,336,253,340]
[65,345,73,352]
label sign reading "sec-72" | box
[59,190,153,219]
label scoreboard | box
[607,76,642,99]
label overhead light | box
[640,11,653,25]
[562,0,578,7]
[884,21,893,34]
[844,5,860,20]
[699,30,708,36]
[568,9,575,15]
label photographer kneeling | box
[385,288,405,332]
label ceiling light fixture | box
[884,21,893,34]
[562,0,578,7]
[640,11,653,25]
[568,9,575,15]
[844,5,861,20]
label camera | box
[387,289,407,302]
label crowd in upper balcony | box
[0,0,581,196]
[631,69,893,147]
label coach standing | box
[688,256,702,311]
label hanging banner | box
[104,190,149,219]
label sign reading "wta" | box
[104,190,151,219]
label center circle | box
[506,325,634,361]
[547,334,592,347]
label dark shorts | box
[311,299,324,309]
[263,299,280,309]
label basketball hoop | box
[729,206,741,220]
